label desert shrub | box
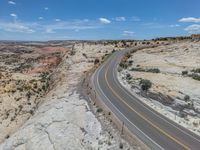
[184,95,190,102]
[40,72,49,82]
[191,68,200,73]
[119,143,123,149]
[29,110,34,115]
[182,70,188,75]
[125,53,131,58]
[42,85,46,91]
[119,62,128,69]
[17,87,23,92]
[126,73,132,80]
[130,67,145,72]
[189,73,200,81]
[108,141,111,146]
[70,50,76,56]
[121,40,127,47]
[112,49,115,53]
[136,64,140,67]
[26,91,31,100]
[142,41,146,44]
[187,102,194,108]
[24,85,32,91]
[29,79,36,84]
[139,79,152,91]
[14,63,32,72]
[82,53,87,58]
[38,88,42,92]
[179,111,187,118]
[96,108,103,113]
[5,135,10,139]
[94,58,100,65]
[193,121,199,127]
[128,60,133,66]
[33,82,38,89]
[147,68,160,73]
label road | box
[91,46,200,150]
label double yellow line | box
[104,60,191,150]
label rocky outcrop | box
[0,42,144,150]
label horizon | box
[0,34,194,42]
[1,0,200,40]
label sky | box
[0,0,200,40]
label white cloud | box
[0,19,101,35]
[184,24,200,33]
[179,17,200,23]
[46,28,55,33]
[131,16,141,22]
[99,18,111,24]
[115,17,126,21]
[55,19,61,22]
[44,7,49,10]
[44,19,101,33]
[38,17,44,20]
[169,24,180,28]
[10,13,17,18]
[123,31,134,36]
[8,1,16,5]
[0,22,35,33]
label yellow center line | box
[104,59,191,150]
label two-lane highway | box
[91,47,200,150]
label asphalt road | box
[91,46,200,150]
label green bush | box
[82,53,87,58]
[139,79,152,91]
[126,73,132,80]
[70,50,76,56]
[119,62,128,69]
[147,68,160,73]
[125,53,131,58]
[128,60,133,66]
[131,67,160,73]
[96,108,103,113]
[184,95,190,102]
[112,49,115,53]
[130,67,145,72]
[94,58,100,65]
[189,73,200,81]
[182,70,188,75]
[119,143,123,149]
[191,68,200,73]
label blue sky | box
[0,0,200,40]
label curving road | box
[91,46,200,150]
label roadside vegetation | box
[117,38,200,136]
[181,68,200,81]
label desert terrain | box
[0,41,147,150]
[2,38,199,149]
[0,42,68,142]
[118,39,200,135]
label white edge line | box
[94,59,164,150]
[113,53,200,143]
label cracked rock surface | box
[0,43,145,150]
